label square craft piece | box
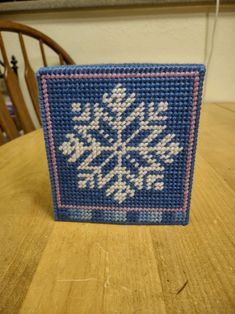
[37,64,205,225]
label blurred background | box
[0,0,234,128]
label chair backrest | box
[0,20,75,145]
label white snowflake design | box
[59,83,183,203]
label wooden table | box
[0,104,234,314]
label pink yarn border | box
[41,71,200,212]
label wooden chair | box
[0,20,75,145]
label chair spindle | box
[19,33,41,123]
[0,32,35,133]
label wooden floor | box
[0,104,234,314]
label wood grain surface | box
[0,104,234,314]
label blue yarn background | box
[38,64,205,225]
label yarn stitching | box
[59,83,183,203]
[38,64,205,225]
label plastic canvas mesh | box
[37,64,205,225]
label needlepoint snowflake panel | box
[37,64,205,225]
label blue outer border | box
[37,63,205,225]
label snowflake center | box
[116,143,126,152]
